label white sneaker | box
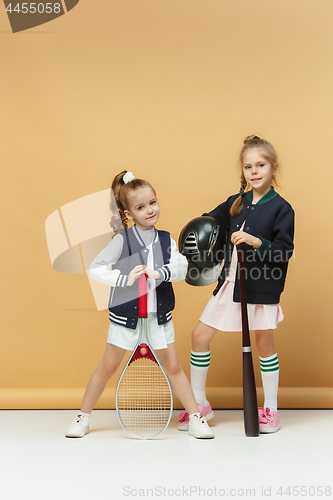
[65,414,90,438]
[188,414,214,439]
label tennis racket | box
[237,243,259,437]
[115,273,173,439]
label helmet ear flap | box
[178,216,229,286]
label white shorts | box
[107,313,175,350]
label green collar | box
[245,187,278,205]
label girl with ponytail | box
[65,170,214,439]
[178,136,294,434]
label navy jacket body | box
[204,188,294,304]
[108,227,175,329]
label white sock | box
[78,410,91,418]
[260,353,279,413]
[189,412,201,420]
[190,350,210,407]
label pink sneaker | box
[178,404,214,431]
[259,407,280,433]
[258,407,265,420]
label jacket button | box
[229,245,232,249]
[246,226,249,230]
[159,303,162,306]
[236,224,239,228]
[251,207,255,210]
[134,306,137,310]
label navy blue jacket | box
[108,227,175,329]
[204,188,294,304]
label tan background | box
[1,0,332,409]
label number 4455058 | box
[277,486,331,496]
[6,3,61,14]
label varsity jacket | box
[203,188,294,304]
[89,225,187,330]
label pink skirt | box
[199,280,284,332]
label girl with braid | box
[178,136,294,433]
[66,171,214,439]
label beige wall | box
[1,0,332,409]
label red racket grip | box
[138,273,148,318]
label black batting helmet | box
[178,216,229,286]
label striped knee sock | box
[190,350,211,407]
[260,353,279,413]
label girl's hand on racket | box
[127,265,146,286]
[231,231,262,250]
[144,267,161,280]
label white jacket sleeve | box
[157,237,188,283]
[89,234,125,287]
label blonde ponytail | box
[110,170,156,232]
[110,170,130,232]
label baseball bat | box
[237,243,259,437]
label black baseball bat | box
[237,243,259,437]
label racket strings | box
[117,357,172,438]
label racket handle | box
[138,273,148,318]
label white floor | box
[1,410,332,500]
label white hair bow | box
[123,172,136,184]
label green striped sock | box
[260,353,279,413]
[190,350,211,407]
[191,351,211,368]
[260,353,279,372]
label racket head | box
[116,318,173,439]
